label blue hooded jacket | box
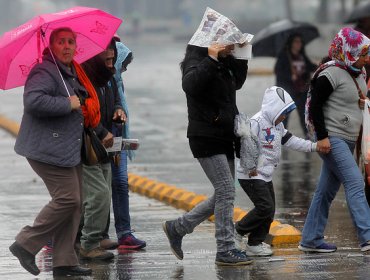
[114,41,134,160]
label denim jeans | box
[301,136,370,247]
[110,150,131,239]
[236,179,275,246]
[174,154,236,252]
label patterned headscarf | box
[329,27,370,77]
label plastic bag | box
[362,100,370,164]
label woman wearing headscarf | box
[299,27,370,253]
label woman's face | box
[50,31,76,66]
[353,52,370,69]
[291,36,303,54]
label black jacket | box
[181,46,248,158]
[274,50,317,96]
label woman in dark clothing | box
[274,33,317,137]
[162,43,252,266]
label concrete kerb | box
[0,115,301,246]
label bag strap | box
[349,74,366,99]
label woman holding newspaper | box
[162,7,252,266]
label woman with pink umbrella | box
[9,27,96,277]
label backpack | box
[304,61,344,141]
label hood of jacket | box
[261,86,295,125]
[114,42,132,75]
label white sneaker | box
[245,243,273,256]
[234,230,246,251]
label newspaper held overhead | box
[189,7,254,59]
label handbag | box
[81,127,109,165]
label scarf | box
[328,27,370,79]
[73,61,101,128]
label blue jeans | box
[111,150,131,240]
[301,136,370,247]
[174,154,236,252]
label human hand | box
[316,137,331,154]
[69,95,81,110]
[248,169,258,178]
[208,44,234,59]
[359,98,366,110]
[113,109,126,123]
[102,131,114,148]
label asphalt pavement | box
[1,107,370,280]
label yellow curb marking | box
[1,118,301,246]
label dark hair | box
[285,32,305,53]
[49,27,77,45]
[180,45,208,74]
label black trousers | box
[235,179,275,246]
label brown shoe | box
[100,239,119,250]
[79,247,114,260]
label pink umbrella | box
[0,6,122,90]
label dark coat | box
[181,46,248,159]
[15,54,85,167]
[274,50,317,96]
[81,56,122,141]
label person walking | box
[162,40,252,266]
[104,39,146,249]
[299,27,370,253]
[9,27,93,277]
[274,33,317,137]
[234,86,317,257]
[78,40,124,260]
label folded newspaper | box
[105,137,140,153]
[188,7,254,59]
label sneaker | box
[245,243,273,256]
[298,242,337,253]
[361,240,370,252]
[234,230,246,251]
[79,246,115,260]
[118,233,146,249]
[215,249,253,266]
[100,238,119,250]
[162,220,184,260]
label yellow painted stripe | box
[1,117,301,246]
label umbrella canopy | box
[0,6,122,90]
[345,2,370,23]
[251,19,319,57]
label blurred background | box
[0,0,367,53]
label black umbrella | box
[345,1,370,23]
[251,19,320,57]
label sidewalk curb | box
[0,115,301,246]
[128,173,301,246]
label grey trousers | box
[16,159,82,267]
[80,163,112,250]
[175,154,236,252]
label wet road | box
[0,39,369,279]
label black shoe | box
[162,220,184,260]
[9,241,40,276]
[53,266,92,276]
